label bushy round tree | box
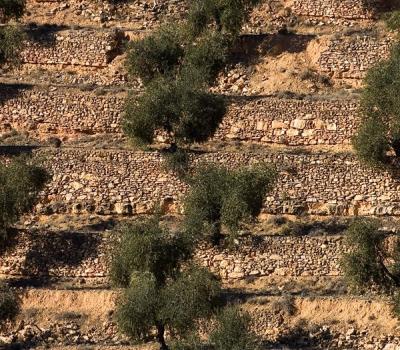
[0,156,48,327]
[0,156,49,246]
[0,0,26,66]
[184,163,276,244]
[126,25,186,84]
[123,70,226,147]
[111,216,222,350]
[187,0,262,37]
[341,218,400,291]
[353,43,400,165]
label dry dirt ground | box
[17,288,400,338]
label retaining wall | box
[0,86,359,146]
[291,0,384,20]
[22,148,400,217]
[317,35,393,79]
[0,230,343,280]
[20,28,126,67]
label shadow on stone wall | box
[24,24,69,48]
[0,83,32,105]
[232,33,315,65]
[22,231,103,276]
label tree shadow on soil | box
[231,32,316,66]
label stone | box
[291,118,306,129]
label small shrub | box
[270,295,297,316]
[55,311,84,321]
[210,306,261,350]
[0,25,25,65]
[268,215,287,226]
[163,149,190,178]
[279,221,307,236]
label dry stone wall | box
[0,230,343,280]
[291,0,383,20]
[26,148,400,217]
[0,86,123,137]
[0,86,359,145]
[216,97,359,145]
[20,28,125,67]
[317,35,393,79]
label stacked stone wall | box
[22,148,400,217]
[216,97,358,145]
[291,0,383,20]
[0,230,343,280]
[317,35,393,79]
[20,28,125,67]
[0,87,123,137]
[0,86,359,145]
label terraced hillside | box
[1,0,400,349]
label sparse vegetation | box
[184,163,276,245]
[210,306,261,350]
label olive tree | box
[111,216,222,350]
[187,0,262,38]
[341,218,400,291]
[171,306,261,350]
[0,156,48,246]
[0,0,26,65]
[0,156,48,324]
[353,43,400,165]
[126,25,186,84]
[123,70,226,148]
[184,163,276,245]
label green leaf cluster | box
[0,156,49,246]
[353,43,400,165]
[184,163,276,244]
[111,217,222,349]
[341,218,400,291]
